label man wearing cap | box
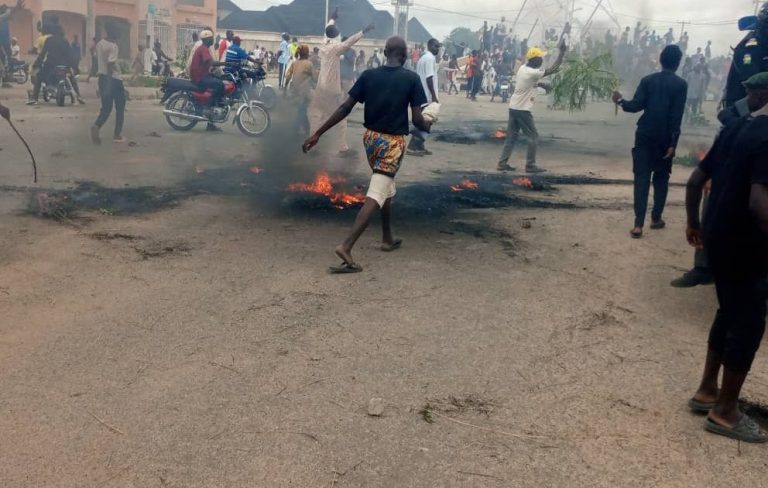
[308,7,374,156]
[613,45,688,239]
[224,36,259,74]
[497,42,566,174]
[189,29,227,132]
[683,72,768,443]
[407,38,441,156]
[723,2,768,114]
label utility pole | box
[580,0,604,41]
[392,0,413,42]
[527,18,539,41]
[510,0,528,36]
[325,0,329,26]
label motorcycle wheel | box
[236,104,270,137]
[14,70,28,85]
[56,86,66,107]
[164,92,198,131]
[258,86,277,110]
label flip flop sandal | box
[705,415,768,443]
[329,262,363,274]
[688,397,718,413]
[630,229,643,239]
[381,239,403,252]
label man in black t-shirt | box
[302,36,431,274]
[684,72,768,443]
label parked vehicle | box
[494,75,511,103]
[10,61,29,85]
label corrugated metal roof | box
[219,0,433,43]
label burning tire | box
[235,104,270,137]
[164,92,198,131]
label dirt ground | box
[1,80,767,488]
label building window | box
[177,0,205,6]
[176,24,205,62]
[138,21,171,55]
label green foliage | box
[551,53,621,112]
[444,27,481,52]
[125,76,163,88]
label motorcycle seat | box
[164,77,206,93]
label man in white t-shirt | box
[407,38,441,156]
[497,43,566,173]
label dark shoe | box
[422,148,433,156]
[670,268,714,288]
[26,99,38,106]
[90,125,101,145]
[206,123,223,132]
[705,415,768,443]
[406,149,426,157]
[650,219,666,230]
[630,227,643,239]
[526,165,547,174]
[497,163,516,172]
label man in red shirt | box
[217,30,234,62]
[189,29,226,131]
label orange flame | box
[450,179,480,192]
[287,171,365,208]
[494,130,507,139]
[512,177,534,189]
[695,149,707,161]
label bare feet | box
[708,407,743,428]
[381,238,402,252]
[335,245,355,266]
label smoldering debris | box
[24,167,583,222]
[28,182,180,221]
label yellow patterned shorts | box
[363,129,406,177]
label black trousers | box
[632,137,671,227]
[708,275,767,372]
[94,75,125,138]
[197,74,224,107]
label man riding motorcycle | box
[188,29,226,131]
[28,23,84,105]
[152,41,172,76]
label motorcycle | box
[9,60,29,84]
[161,64,270,137]
[41,65,76,106]
[154,58,175,78]
[495,75,511,103]
[243,64,277,110]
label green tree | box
[444,27,481,53]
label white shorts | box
[366,173,396,208]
